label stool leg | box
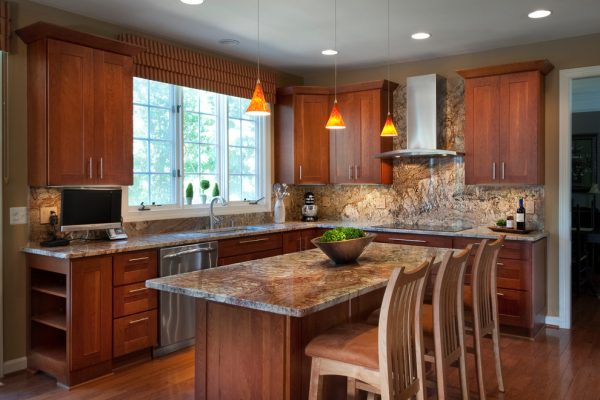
[308,358,324,400]
[492,327,505,392]
[473,333,486,400]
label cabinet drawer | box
[464,258,529,291]
[496,288,530,328]
[113,282,157,318]
[374,232,453,248]
[113,251,157,286]
[218,233,283,258]
[113,310,157,357]
[219,248,283,266]
[453,237,530,260]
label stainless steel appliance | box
[301,191,318,222]
[155,241,218,357]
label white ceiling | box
[31,0,600,76]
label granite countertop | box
[145,242,449,317]
[21,221,547,259]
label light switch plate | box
[9,207,28,225]
[525,199,535,214]
[40,206,58,224]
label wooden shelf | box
[32,312,67,331]
[31,343,66,363]
[32,284,67,298]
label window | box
[127,78,268,217]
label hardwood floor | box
[1,295,600,400]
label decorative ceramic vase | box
[200,194,207,204]
[274,198,286,224]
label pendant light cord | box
[257,0,261,81]
[386,0,390,114]
[334,0,338,101]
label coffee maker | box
[301,192,318,222]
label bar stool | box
[463,236,505,400]
[305,259,433,400]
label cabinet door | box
[93,50,134,185]
[70,256,112,371]
[354,90,384,184]
[282,231,303,254]
[499,71,542,184]
[464,76,501,184]
[47,39,95,185]
[296,95,330,184]
[330,93,360,183]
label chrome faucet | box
[209,196,228,230]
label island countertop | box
[145,242,449,317]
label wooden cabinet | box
[218,233,283,266]
[16,22,141,186]
[329,81,396,184]
[282,228,322,254]
[275,88,331,185]
[374,232,453,248]
[458,60,553,185]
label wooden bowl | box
[311,233,376,265]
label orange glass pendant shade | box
[325,101,346,130]
[380,112,398,136]
[246,79,271,116]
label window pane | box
[184,143,200,173]
[200,115,217,144]
[133,78,148,104]
[242,176,257,200]
[200,91,217,114]
[229,147,241,174]
[240,98,251,114]
[241,147,256,174]
[151,174,174,204]
[149,108,171,140]
[133,105,148,138]
[150,141,172,173]
[149,81,170,107]
[129,174,149,206]
[183,87,199,112]
[241,120,256,147]
[133,139,149,172]
[228,175,241,201]
[200,145,218,174]
[183,112,199,142]
[227,97,241,118]
[228,119,241,146]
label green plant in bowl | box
[320,227,367,242]
[496,219,507,227]
[312,227,374,265]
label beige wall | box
[2,0,301,363]
[305,33,600,319]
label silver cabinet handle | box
[497,262,504,266]
[389,238,428,244]
[128,287,148,294]
[239,237,269,244]
[128,256,149,262]
[299,165,303,181]
[128,317,149,325]
[492,162,496,180]
[349,165,353,180]
[100,157,104,179]
[497,292,505,297]
[297,237,302,251]
[501,162,505,180]
[354,165,359,179]
[163,247,216,259]
[89,157,93,179]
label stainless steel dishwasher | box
[154,241,218,357]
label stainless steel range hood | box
[375,74,464,159]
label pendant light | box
[325,0,345,130]
[246,0,270,116]
[380,0,398,136]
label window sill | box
[122,202,272,223]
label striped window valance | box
[118,33,277,104]
[0,1,10,52]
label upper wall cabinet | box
[275,87,331,185]
[275,80,397,185]
[458,60,553,185]
[16,22,142,186]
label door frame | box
[558,65,600,329]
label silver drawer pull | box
[89,157,93,179]
[497,292,504,297]
[128,288,148,294]
[128,256,150,262]
[497,262,504,266]
[239,237,269,244]
[128,317,149,325]
[163,247,216,259]
[389,238,428,244]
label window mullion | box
[219,94,228,201]
[175,85,183,208]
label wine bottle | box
[516,198,526,230]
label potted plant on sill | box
[200,179,210,204]
[185,183,194,205]
[212,183,220,198]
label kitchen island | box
[146,242,449,400]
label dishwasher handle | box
[162,247,217,259]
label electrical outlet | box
[9,207,28,225]
[525,199,535,214]
[40,206,58,224]
[374,197,386,209]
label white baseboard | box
[3,357,27,375]
[545,315,562,327]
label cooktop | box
[373,223,473,233]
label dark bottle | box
[516,198,526,230]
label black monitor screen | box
[61,188,122,230]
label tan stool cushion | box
[305,323,379,370]
[464,285,473,309]
[421,304,433,335]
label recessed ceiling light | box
[321,49,338,56]
[528,9,551,19]
[411,32,431,40]
[180,0,204,4]
[219,39,240,46]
